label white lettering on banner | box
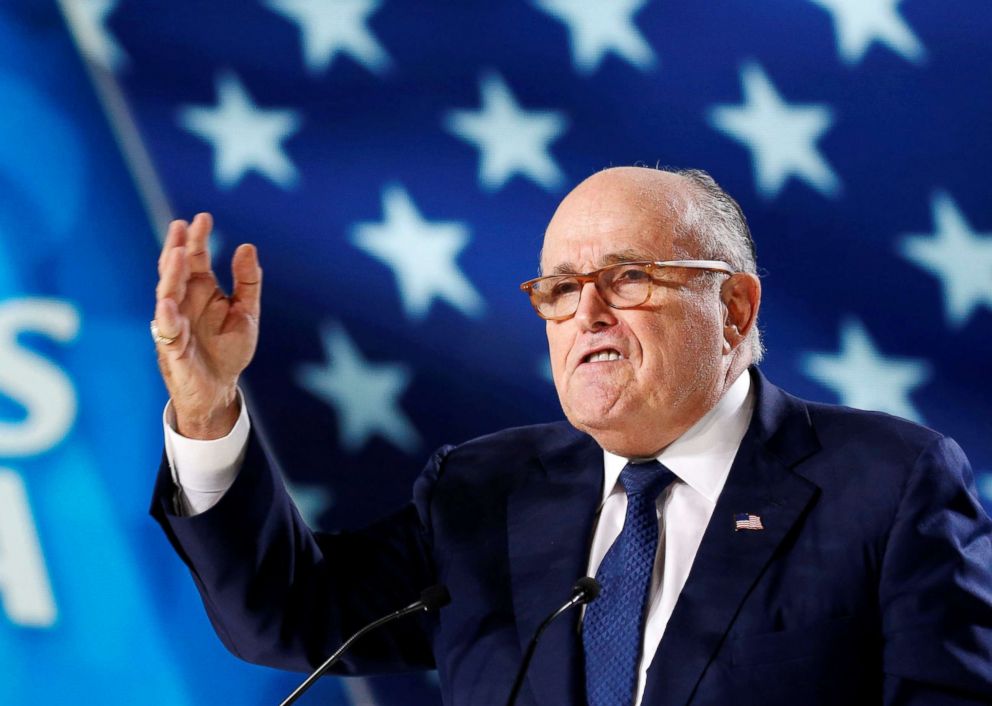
[0,468,57,627]
[0,298,79,456]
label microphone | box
[505,577,602,706]
[278,585,451,706]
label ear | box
[720,273,761,353]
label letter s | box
[0,298,79,457]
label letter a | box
[0,469,57,627]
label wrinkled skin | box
[541,168,761,457]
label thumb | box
[231,243,262,320]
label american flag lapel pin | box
[734,512,764,531]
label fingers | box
[156,245,190,306]
[230,243,262,320]
[158,220,187,278]
[186,212,214,275]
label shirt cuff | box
[162,389,250,515]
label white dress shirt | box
[163,373,754,705]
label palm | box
[186,274,255,377]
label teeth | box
[587,350,622,363]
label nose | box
[573,281,617,331]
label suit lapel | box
[507,427,602,706]
[641,370,822,706]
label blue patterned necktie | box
[583,460,676,706]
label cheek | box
[638,302,721,389]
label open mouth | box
[582,348,623,363]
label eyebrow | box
[548,248,653,276]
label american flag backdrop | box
[1,0,990,704]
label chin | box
[574,422,656,459]
[563,397,637,441]
[562,395,676,457]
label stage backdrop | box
[1,1,989,704]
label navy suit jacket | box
[151,370,992,705]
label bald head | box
[542,168,694,268]
[556,166,687,210]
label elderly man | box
[151,167,992,705]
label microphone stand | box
[506,577,601,706]
[278,585,450,706]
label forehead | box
[540,170,686,273]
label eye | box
[614,267,650,282]
[611,266,651,289]
[550,278,581,297]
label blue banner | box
[1,0,989,704]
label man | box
[150,167,992,705]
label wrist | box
[175,389,240,440]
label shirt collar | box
[601,371,754,506]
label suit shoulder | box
[415,420,583,507]
[437,420,581,471]
[803,397,947,462]
[787,394,969,510]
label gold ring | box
[150,320,178,345]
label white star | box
[178,73,301,190]
[532,0,655,74]
[708,62,840,199]
[295,323,420,454]
[444,72,568,191]
[899,192,992,329]
[264,0,391,74]
[808,0,925,66]
[60,0,127,71]
[801,318,931,423]
[285,481,333,528]
[351,185,484,320]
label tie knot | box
[619,460,675,499]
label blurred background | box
[1,0,989,703]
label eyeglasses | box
[519,260,736,321]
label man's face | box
[541,169,732,457]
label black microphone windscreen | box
[573,577,601,603]
[420,584,451,611]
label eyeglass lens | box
[533,264,653,318]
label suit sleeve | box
[149,426,451,675]
[880,435,992,704]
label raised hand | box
[153,213,262,439]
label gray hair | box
[665,168,765,363]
